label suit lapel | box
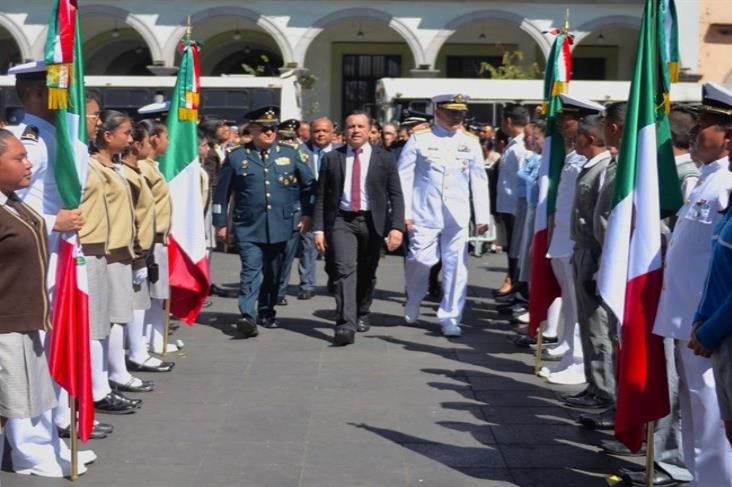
[338,148,347,195]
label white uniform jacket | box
[654,158,732,340]
[398,124,490,230]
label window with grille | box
[342,54,401,119]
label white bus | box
[375,78,703,125]
[0,73,301,124]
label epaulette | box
[413,127,431,136]
[298,150,309,162]
[21,125,40,142]
[226,144,241,153]
[460,129,479,140]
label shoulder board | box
[21,125,40,142]
[460,129,479,140]
[226,144,241,153]
[413,127,431,135]
[298,151,309,162]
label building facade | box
[0,0,708,120]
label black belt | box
[337,209,371,217]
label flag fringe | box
[178,107,198,121]
[47,63,73,110]
[668,61,679,83]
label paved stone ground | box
[1,250,643,487]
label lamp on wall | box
[233,20,241,40]
[356,22,364,38]
[596,33,606,43]
[111,21,120,38]
[478,24,486,40]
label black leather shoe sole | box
[236,318,259,337]
[127,359,175,373]
[110,379,155,393]
[58,426,108,439]
[94,400,137,415]
[600,439,645,457]
[334,329,355,346]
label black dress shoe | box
[561,388,592,402]
[58,424,108,439]
[94,393,137,415]
[334,327,355,346]
[601,439,645,457]
[620,466,679,486]
[127,357,175,373]
[95,423,114,434]
[211,284,238,298]
[276,297,288,306]
[495,292,517,304]
[356,316,371,333]
[297,290,314,300]
[564,393,613,409]
[258,316,280,329]
[579,407,615,430]
[111,391,142,408]
[110,378,155,393]
[236,317,259,337]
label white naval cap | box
[7,60,46,77]
[138,100,171,116]
[699,82,732,117]
[558,93,605,116]
[432,93,470,111]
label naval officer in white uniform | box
[398,94,490,337]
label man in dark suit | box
[213,106,315,337]
[313,111,405,346]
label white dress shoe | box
[441,324,462,337]
[16,459,88,478]
[404,301,420,324]
[60,448,97,465]
[547,363,587,385]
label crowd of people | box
[2,55,732,487]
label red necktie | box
[351,147,362,211]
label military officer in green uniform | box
[213,106,315,337]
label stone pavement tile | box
[466,375,551,391]
[213,407,311,443]
[481,406,576,425]
[499,443,625,469]
[490,424,605,445]
[399,442,506,468]
[299,464,407,487]
[200,439,306,467]
[193,463,303,487]
[307,418,402,444]
[397,419,496,448]
[52,463,199,487]
[302,437,407,469]
[406,465,516,487]
[509,468,614,487]
[473,389,561,407]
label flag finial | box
[185,16,192,41]
[563,9,570,34]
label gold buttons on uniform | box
[267,204,272,210]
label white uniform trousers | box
[550,256,583,365]
[5,410,67,471]
[406,224,469,327]
[676,342,732,486]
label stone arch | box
[296,8,425,68]
[0,13,32,61]
[573,15,641,47]
[74,5,163,62]
[166,7,293,68]
[425,10,551,69]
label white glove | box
[133,267,148,286]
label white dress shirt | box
[496,132,528,215]
[340,143,372,211]
[547,151,586,258]
[654,157,732,339]
[675,153,700,201]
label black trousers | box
[329,211,382,331]
[497,212,517,280]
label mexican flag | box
[159,40,209,324]
[44,0,94,443]
[528,30,571,337]
[597,0,683,452]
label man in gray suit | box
[297,117,338,299]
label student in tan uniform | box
[138,120,179,359]
[90,111,142,414]
[119,121,173,386]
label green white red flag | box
[44,0,94,443]
[597,0,683,452]
[528,29,571,337]
[159,40,210,323]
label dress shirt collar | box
[507,132,525,148]
[674,153,693,166]
[347,143,371,159]
[0,191,9,207]
[701,157,727,177]
[432,123,457,137]
[314,143,333,154]
[583,150,611,169]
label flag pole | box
[69,397,78,480]
[645,421,655,487]
[534,322,544,375]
